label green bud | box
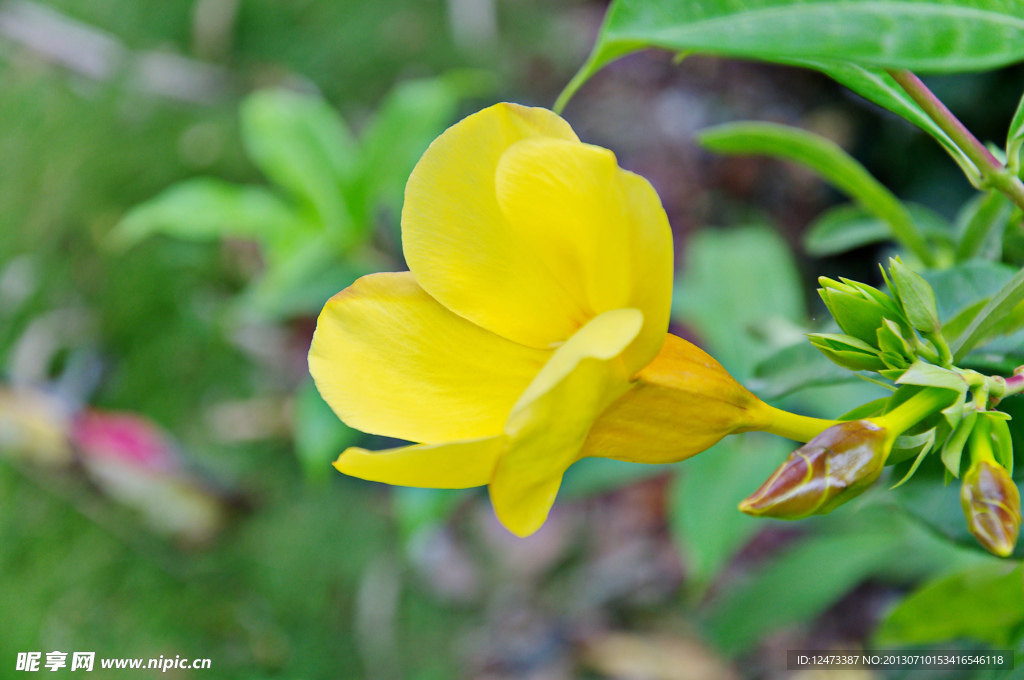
[876,319,914,361]
[840,277,908,327]
[888,258,942,334]
[818,283,890,348]
[808,333,886,372]
[739,420,889,519]
[880,351,910,370]
[961,459,1021,557]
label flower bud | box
[739,420,889,519]
[961,460,1021,558]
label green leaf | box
[750,342,856,399]
[241,89,358,242]
[889,258,942,333]
[944,299,992,341]
[358,73,491,220]
[293,378,361,482]
[804,203,952,257]
[941,408,978,478]
[670,433,790,592]
[875,562,1024,647]
[896,361,968,393]
[672,226,804,379]
[955,192,1013,262]
[890,428,936,489]
[809,333,887,371]
[986,414,1015,474]
[111,178,302,248]
[558,0,1024,113]
[705,529,901,655]
[239,234,376,319]
[1007,91,1024,173]
[924,261,1015,322]
[840,397,891,420]
[787,60,979,179]
[699,123,934,265]
[804,204,891,256]
[952,266,1024,361]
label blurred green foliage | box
[6,0,1024,676]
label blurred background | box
[3,0,1024,678]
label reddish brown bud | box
[961,460,1021,558]
[739,420,889,519]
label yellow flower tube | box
[309,103,830,537]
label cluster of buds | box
[812,258,951,378]
[739,382,1022,557]
[740,253,1024,558]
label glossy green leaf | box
[241,89,358,241]
[111,178,303,248]
[699,123,934,264]
[875,562,1024,647]
[558,0,1024,130]
[952,266,1024,361]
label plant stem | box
[875,387,958,437]
[757,404,839,443]
[889,70,1024,212]
[1004,369,1024,397]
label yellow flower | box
[309,103,821,536]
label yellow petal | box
[309,272,549,444]
[495,138,673,371]
[583,334,767,464]
[334,436,504,488]
[489,309,642,536]
[403,103,598,349]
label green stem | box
[757,404,839,443]
[923,331,953,368]
[968,415,997,465]
[889,70,1024,213]
[874,387,958,438]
